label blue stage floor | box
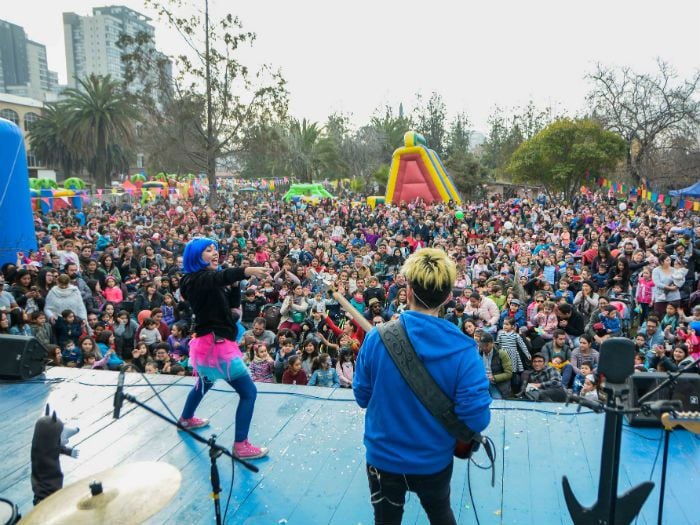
[1,367,698,524]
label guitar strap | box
[376,319,485,449]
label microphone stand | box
[120,391,259,525]
[562,382,654,525]
[636,356,700,525]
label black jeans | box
[366,461,457,525]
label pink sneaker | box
[178,416,210,430]
[233,439,269,459]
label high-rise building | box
[0,19,29,89]
[0,19,59,101]
[64,5,170,92]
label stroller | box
[609,297,632,337]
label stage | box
[1,368,698,525]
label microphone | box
[566,393,604,413]
[113,367,126,419]
[641,399,683,417]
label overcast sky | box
[4,0,700,131]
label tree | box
[341,125,385,184]
[507,118,626,200]
[29,103,82,178]
[120,0,288,206]
[138,95,208,175]
[238,121,288,179]
[480,102,554,178]
[369,105,413,159]
[59,75,137,188]
[587,60,700,184]
[413,92,447,156]
[444,112,487,198]
[283,119,343,183]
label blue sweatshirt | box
[353,311,491,475]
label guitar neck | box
[661,411,700,434]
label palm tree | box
[285,119,343,183]
[61,75,138,189]
[29,103,82,178]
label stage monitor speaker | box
[0,335,47,380]
[625,372,700,427]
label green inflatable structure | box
[282,183,334,202]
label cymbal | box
[20,462,181,525]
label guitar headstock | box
[661,411,700,434]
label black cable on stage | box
[223,453,235,524]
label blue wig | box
[182,237,218,273]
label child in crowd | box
[31,310,52,348]
[160,293,177,326]
[55,309,83,350]
[139,317,162,349]
[300,338,320,377]
[82,350,112,370]
[549,354,571,385]
[274,337,297,382]
[308,353,340,387]
[634,352,647,373]
[61,340,81,367]
[9,309,32,336]
[102,276,123,304]
[591,263,609,292]
[554,278,574,304]
[350,289,365,314]
[661,303,680,335]
[281,355,308,385]
[580,374,599,400]
[336,348,355,388]
[496,317,530,390]
[114,310,138,357]
[249,343,275,383]
[167,321,190,358]
[572,362,593,395]
[598,305,621,339]
[535,301,558,340]
[96,330,124,370]
[130,342,151,373]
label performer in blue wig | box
[178,237,272,459]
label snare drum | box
[0,498,18,525]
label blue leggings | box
[181,374,257,443]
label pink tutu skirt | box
[189,333,248,382]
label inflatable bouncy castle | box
[385,131,461,205]
[0,118,37,266]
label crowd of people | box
[1,186,699,401]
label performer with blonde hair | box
[354,248,491,525]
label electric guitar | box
[661,411,700,434]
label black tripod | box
[637,356,700,525]
[120,391,259,525]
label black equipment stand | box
[563,382,654,525]
[636,356,700,525]
[121,392,258,525]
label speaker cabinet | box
[0,335,47,380]
[625,372,700,427]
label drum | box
[0,498,19,525]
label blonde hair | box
[401,248,456,308]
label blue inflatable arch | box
[0,118,37,266]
